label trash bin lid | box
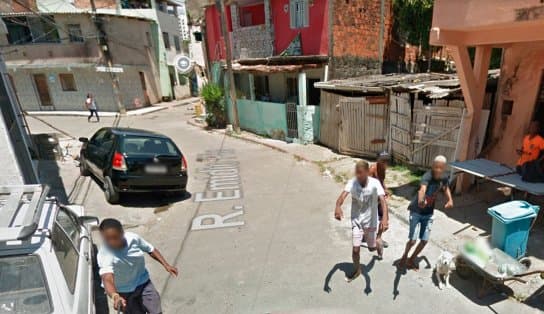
[488,201,538,223]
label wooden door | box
[319,91,341,150]
[338,96,389,157]
[32,74,53,107]
[390,94,412,162]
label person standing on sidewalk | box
[398,155,454,270]
[97,218,178,313]
[369,151,391,248]
[334,160,389,282]
[85,93,100,122]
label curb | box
[185,120,312,163]
[25,98,200,118]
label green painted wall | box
[313,106,320,141]
[231,99,288,139]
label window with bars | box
[289,0,309,29]
[67,24,83,42]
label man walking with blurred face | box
[334,160,389,282]
[97,218,178,313]
[398,155,454,270]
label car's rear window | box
[121,136,179,156]
[0,255,52,313]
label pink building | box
[203,0,399,142]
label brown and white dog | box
[434,251,456,289]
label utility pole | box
[215,0,240,133]
[90,0,126,114]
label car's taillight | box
[181,155,188,172]
[112,152,127,171]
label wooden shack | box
[315,72,497,167]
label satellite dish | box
[175,55,194,74]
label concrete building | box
[177,0,190,41]
[0,10,164,111]
[430,0,544,168]
[188,22,207,95]
[73,0,191,100]
[203,0,399,142]
[0,51,38,184]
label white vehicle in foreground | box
[0,185,98,313]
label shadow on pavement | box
[33,133,69,202]
[323,257,379,295]
[88,174,191,207]
[449,270,510,309]
[525,284,544,311]
[392,256,432,300]
[119,191,192,208]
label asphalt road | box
[26,105,538,314]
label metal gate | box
[286,102,298,139]
[338,96,389,157]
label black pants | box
[119,280,162,314]
[88,109,99,122]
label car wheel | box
[103,176,119,204]
[79,158,90,176]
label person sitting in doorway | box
[516,121,544,174]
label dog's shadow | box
[323,256,379,295]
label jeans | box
[408,211,433,241]
[88,109,99,121]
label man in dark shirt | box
[398,155,454,270]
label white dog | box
[434,251,456,289]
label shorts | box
[352,222,377,248]
[408,211,433,241]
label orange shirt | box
[517,134,544,165]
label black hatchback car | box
[79,127,188,203]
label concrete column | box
[230,3,239,30]
[297,71,307,107]
[450,44,491,192]
[296,71,314,144]
[248,73,255,101]
[264,0,274,56]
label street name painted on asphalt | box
[192,149,244,230]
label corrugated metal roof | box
[315,69,500,98]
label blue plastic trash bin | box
[487,200,539,259]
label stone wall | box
[230,2,274,59]
[231,25,274,59]
[330,0,394,79]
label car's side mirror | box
[79,137,89,143]
[79,215,99,227]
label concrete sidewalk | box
[188,118,544,308]
[26,97,200,117]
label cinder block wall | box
[330,0,394,79]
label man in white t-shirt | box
[334,160,389,281]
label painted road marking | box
[192,150,244,230]
[191,205,244,230]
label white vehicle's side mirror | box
[79,215,99,227]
